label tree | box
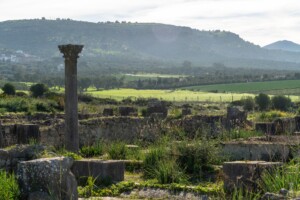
[255,93,270,111]
[242,97,255,111]
[2,83,16,95]
[78,78,91,92]
[272,95,292,111]
[30,83,48,97]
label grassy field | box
[86,88,257,102]
[183,80,300,94]
[118,73,187,82]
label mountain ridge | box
[264,40,300,52]
[0,19,300,70]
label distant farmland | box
[86,88,255,102]
[183,80,300,95]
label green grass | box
[86,88,255,102]
[183,79,300,94]
[0,170,20,200]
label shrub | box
[255,93,270,111]
[107,141,127,160]
[36,102,51,112]
[15,91,28,97]
[143,146,168,179]
[153,159,188,184]
[2,83,16,95]
[176,139,220,177]
[0,170,20,200]
[30,83,48,97]
[5,99,29,112]
[242,97,255,111]
[80,142,104,157]
[271,95,292,111]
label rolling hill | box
[0,19,300,70]
[264,40,300,52]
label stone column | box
[58,44,83,152]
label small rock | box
[261,192,285,200]
[279,188,289,196]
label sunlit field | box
[86,88,256,102]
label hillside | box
[1,19,300,70]
[264,40,300,52]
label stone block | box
[119,107,137,116]
[15,124,40,144]
[17,157,77,200]
[71,159,124,184]
[255,122,275,135]
[103,108,114,116]
[182,108,192,116]
[223,161,282,192]
[221,142,290,162]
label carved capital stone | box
[58,44,83,60]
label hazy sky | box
[1,0,300,46]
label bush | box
[2,83,15,95]
[271,95,292,111]
[80,142,104,157]
[30,83,48,97]
[176,139,220,177]
[143,146,168,179]
[242,97,255,111]
[0,170,20,200]
[5,99,29,112]
[107,141,127,160]
[15,91,28,97]
[255,93,270,111]
[36,102,51,112]
[153,159,188,184]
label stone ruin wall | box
[0,114,227,148]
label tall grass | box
[143,146,168,179]
[175,139,221,178]
[80,141,104,158]
[107,141,127,160]
[260,160,300,194]
[0,170,20,200]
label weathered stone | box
[279,188,289,196]
[145,100,168,118]
[103,108,114,116]
[273,118,296,135]
[59,44,83,153]
[182,108,192,116]
[172,115,223,138]
[28,191,51,200]
[226,106,247,129]
[255,122,275,135]
[221,142,290,162]
[15,124,40,144]
[17,157,77,200]
[261,192,285,200]
[119,106,137,116]
[223,161,282,192]
[0,145,46,172]
[71,159,124,184]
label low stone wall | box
[0,145,46,172]
[170,115,224,138]
[221,142,291,162]
[0,114,235,148]
[41,117,164,147]
[223,161,282,192]
[71,159,124,184]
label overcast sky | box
[1,0,300,46]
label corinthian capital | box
[58,44,83,59]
